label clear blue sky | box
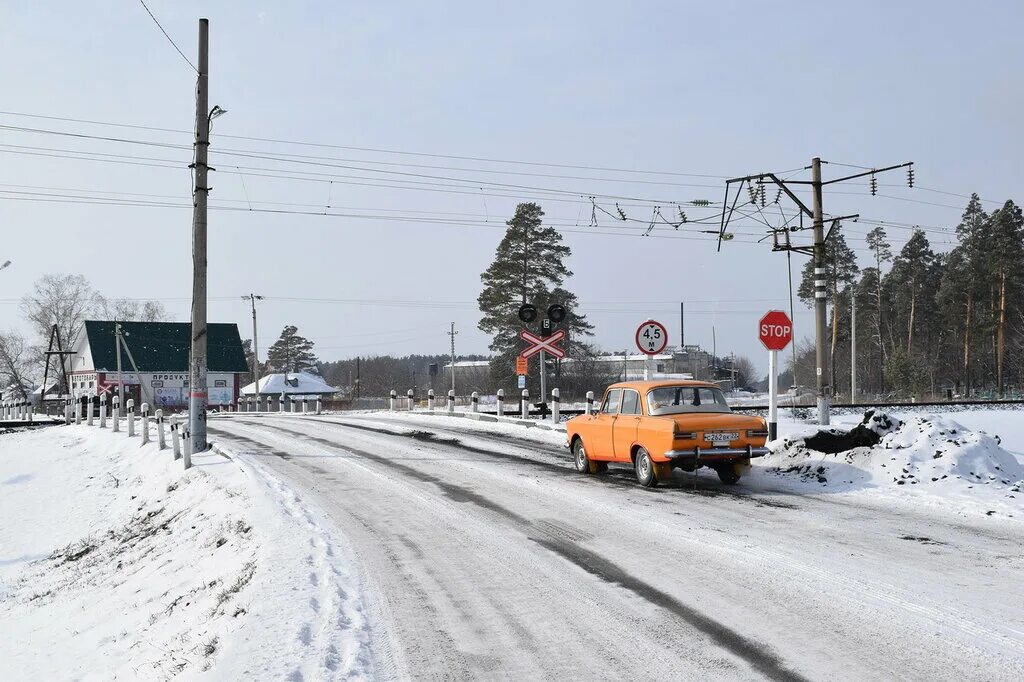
[2,1,1021,374]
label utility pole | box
[810,157,829,424]
[355,356,360,399]
[679,301,685,349]
[718,156,913,425]
[244,294,263,395]
[448,322,457,393]
[850,290,857,404]
[115,322,124,407]
[189,18,210,454]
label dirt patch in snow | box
[764,411,1024,501]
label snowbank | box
[0,424,373,679]
[765,412,1024,501]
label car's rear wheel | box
[715,464,741,485]
[634,447,658,487]
[573,439,594,474]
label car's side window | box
[601,389,623,414]
[621,389,641,415]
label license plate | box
[706,431,739,444]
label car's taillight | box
[747,429,769,438]
[674,430,697,440]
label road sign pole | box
[539,349,547,407]
[768,349,778,441]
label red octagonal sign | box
[759,310,793,351]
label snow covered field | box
[0,424,373,680]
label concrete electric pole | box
[718,157,913,425]
[244,293,264,395]
[448,322,457,393]
[189,18,210,455]
[810,157,829,423]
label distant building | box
[67,320,249,408]
[241,372,340,397]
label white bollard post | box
[112,396,121,432]
[171,416,181,460]
[447,389,455,414]
[471,391,479,413]
[156,409,166,450]
[64,397,72,425]
[521,389,530,419]
[74,397,82,425]
[585,390,595,416]
[183,425,192,469]
[141,403,150,444]
[407,390,414,411]
[427,389,435,411]
[390,390,397,411]
[497,388,504,417]
[316,396,322,415]
[87,396,95,426]
[303,397,309,414]
[551,388,560,423]
[292,396,299,413]
[127,399,136,437]
[99,395,108,428]
[26,400,33,423]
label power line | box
[0,110,727,179]
[137,1,198,73]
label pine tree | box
[865,227,892,389]
[266,325,319,373]
[950,195,990,393]
[477,203,592,392]
[987,200,1024,395]
[885,229,936,355]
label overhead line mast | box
[717,157,913,426]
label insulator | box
[690,199,711,207]
[747,184,757,203]
[678,210,688,225]
[774,188,782,204]
[759,184,767,207]
[870,174,877,196]
[907,166,915,188]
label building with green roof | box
[67,320,249,409]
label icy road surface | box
[210,413,1024,681]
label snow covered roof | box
[241,372,340,396]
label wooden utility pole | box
[189,18,210,456]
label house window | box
[657,364,665,373]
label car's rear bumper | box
[663,445,769,461]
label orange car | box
[565,380,769,486]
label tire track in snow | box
[230,418,809,682]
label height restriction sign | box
[635,320,668,355]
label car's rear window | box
[646,386,731,415]
[601,389,623,414]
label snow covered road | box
[210,413,1024,681]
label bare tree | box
[92,295,168,322]
[0,331,34,397]
[20,274,96,349]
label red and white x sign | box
[520,329,566,359]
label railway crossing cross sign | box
[520,329,566,359]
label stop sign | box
[759,310,793,351]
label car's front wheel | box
[634,447,658,487]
